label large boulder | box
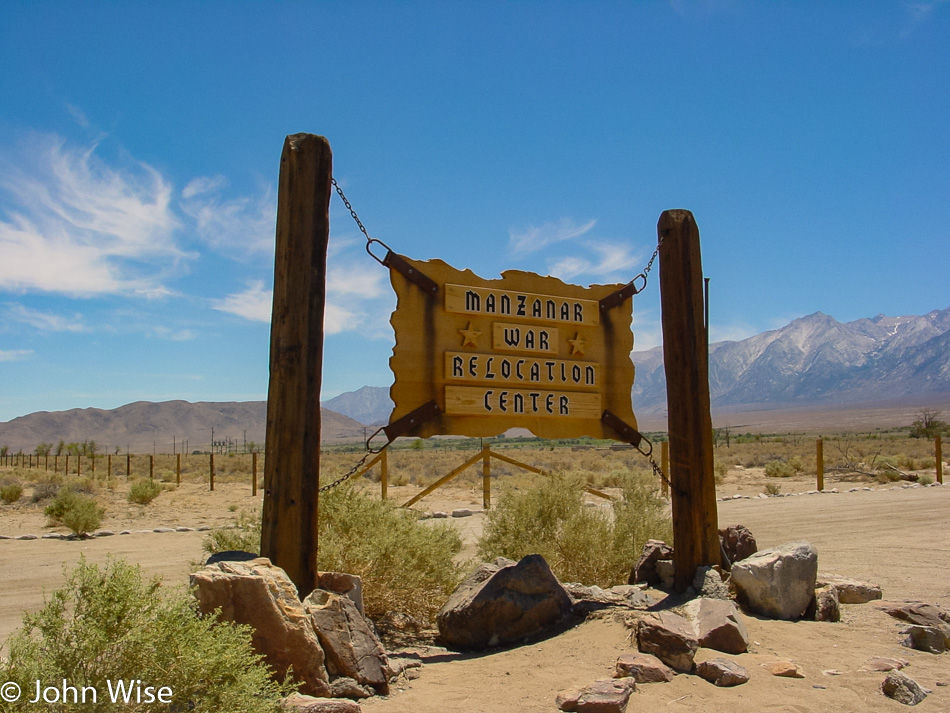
[882,672,928,706]
[190,558,330,696]
[303,590,393,693]
[884,602,950,648]
[682,598,749,654]
[436,555,573,650]
[730,542,818,620]
[718,524,757,569]
[635,611,699,673]
[628,540,673,587]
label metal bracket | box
[599,274,646,312]
[383,251,439,296]
[601,409,647,453]
[366,400,441,453]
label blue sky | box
[1,1,948,423]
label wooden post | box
[658,209,719,592]
[380,447,388,501]
[261,133,332,598]
[77,454,81,476]
[482,442,491,509]
[661,440,670,499]
[251,452,258,496]
[107,454,112,479]
[936,433,943,485]
[210,453,215,491]
[127,453,132,478]
[149,454,154,480]
[176,453,182,486]
[65,454,70,475]
[816,438,824,491]
[54,455,59,473]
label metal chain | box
[642,234,664,281]
[331,178,372,244]
[318,450,374,493]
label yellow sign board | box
[388,257,637,439]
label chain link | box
[318,450,374,493]
[332,178,372,245]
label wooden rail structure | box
[401,442,611,510]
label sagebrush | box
[0,557,293,713]
[477,472,672,587]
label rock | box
[328,678,373,700]
[683,598,749,654]
[205,550,260,565]
[564,583,652,613]
[152,527,174,533]
[451,508,473,517]
[16,534,37,540]
[762,660,804,678]
[718,524,757,569]
[94,530,115,537]
[884,602,950,648]
[692,566,731,600]
[436,555,573,651]
[882,672,928,706]
[815,574,882,603]
[863,657,908,672]
[655,559,676,591]
[316,572,365,616]
[695,658,750,687]
[900,625,948,654]
[556,678,636,713]
[628,539,672,586]
[303,589,392,693]
[190,558,330,696]
[281,694,362,712]
[814,585,840,623]
[730,541,818,620]
[430,511,448,518]
[613,653,674,683]
[175,526,195,532]
[635,612,699,673]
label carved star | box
[568,332,586,356]
[459,321,482,348]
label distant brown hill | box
[0,400,366,454]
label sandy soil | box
[1,474,948,712]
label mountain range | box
[2,308,948,452]
[323,308,950,424]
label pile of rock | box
[190,557,394,712]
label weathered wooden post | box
[107,454,112,479]
[816,437,824,491]
[209,453,215,491]
[261,133,332,598]
[482,442,492,509]
[936,433,943,485]
[661,440,670,499]
[658,209,719,591]
[127,453,132,478]
[149,454,154,480]
[176,453,182,486]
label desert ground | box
[1,452,948,712]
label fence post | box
[149,454,154,480]
[127,453,132,478]
[210,453,215,491]
[65,454,70,475]
[177,453,182,487]
[107,454,112,479]
[661,440,670,499]
[380,447,388,500]
[937,433,943,485]
[251,452,258,496]
[816,437,824,491]
[482,442,491,510]
[91,454,95,476]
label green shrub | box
[1,481,23,504]
[44,488,104,535]
[764,459,795,478]
[477,473,672,587]
[203,487,463,627]
[128,477,164,505]
[918,474,934,485]
[0,557,292,712]
[30,478,62,503]
[764,482,782,496]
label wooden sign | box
[388,257,638,439]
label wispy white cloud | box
[6,303,87,333]
[901,0,949,37]
[508,218,596,255]
[150,326,198,341]
[0,348,34,362]
[0,133,188,296]
[180,175,276,256]
[547,241,640,283]
[212,280,273,322]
